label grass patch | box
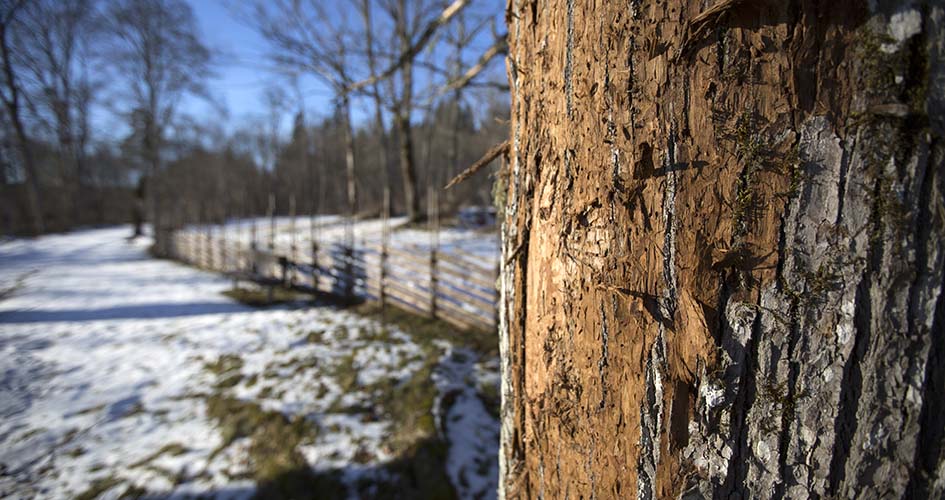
[222,285,300,307]
[332,353,360,394]
[278,355,320,376]
[130,443,189,468]
[216,373,243,389]
[204,394,316,449]
[348,358,456,500]
[75,476,124,500]
[0,270,36,302]
[359,324,398,343]
[205,354,244,375]
[305,329,325,344]
[376,362,439,454]
[321,332,455,498]
[354,436,455,500]
[477,380,501,420]
[353,303,497,358]
[203,393,345,498]
[257,385,285,399]
[16,427,47,442]
[72,404,107,417]
[206,354,245,389]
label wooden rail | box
[166,227,498,332]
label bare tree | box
[17,0,99,227]
[106,0,210,239]
[436,9,494,204]
[384,0,422,222]
[356,0,392,202]
[344,0,471,94]
[367,0,506,221]
[258,86,286,175]
[248,0,360,222]
[0,0,43,235]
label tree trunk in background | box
[499,1,944,499]
[396,0,421,223]
[342,93,359,220]
[55,105,77,228]
[360,0,392,207]
[8,111,44,236]
[396,108,419,222]
[0,15,44,236]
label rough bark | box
[499,1,945,499]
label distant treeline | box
[155,97,508,228]
[0,185,134,235]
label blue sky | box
[183,0,335,134]
[138,0,508,140]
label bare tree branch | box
[444,139,508,190]
[438,34,507,95]
[345,0,471,94]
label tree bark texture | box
[498,1,945,499]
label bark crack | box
[564,0,574,119]
[827,177,884,494]
[598,301,610,410]
[904,140,945,497]
[717,297,763,499]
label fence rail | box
[165,228,499,332]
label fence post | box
[265,194,277,301]
[428,186,439,319]
[311,237,320,295]
[266,193,275,280]
[250,207,258,251]
[380,187,390,312]
[267,193,276,253]
[238,195,247,275]
[203,210,211,269]
[289,194,297,287]
[219,214,226,273]
[194,209,201,267]
[343,214,354,301]
[309,202,318,295]
[249,199,258,275]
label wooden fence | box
[165,227,499,332]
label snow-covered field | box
[0,227,498,499]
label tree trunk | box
[396,0,421,223]
[55,103,78,229]
[396,108,419,222]
[0,17,44,236]
[9,111,44,236]
[132,176,145,238]
[360,0,392,208]
[498,1,945,499]
[341,92,358,220]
